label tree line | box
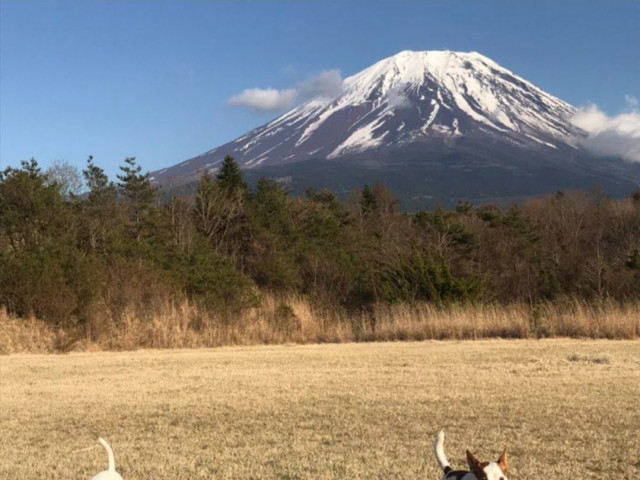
[1,156,639,327]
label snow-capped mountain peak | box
[323,50,578,155]
[152,50,583,184]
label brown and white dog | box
[434,430,508,480]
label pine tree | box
[81,156,119,253]
[117,157,156,211]
[0,159,66,250]
[360,185,378,216]
[0,159,100,324]
[84,155,116,205]
[116,157,158,245]
[216,155,247,196]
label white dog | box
[90,438,124,480]
[434,430,508,480]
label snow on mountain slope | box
[151,50,584,186]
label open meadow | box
[1,340,639,479]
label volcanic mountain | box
[152,50,639,208]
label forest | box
[1,156,639,351]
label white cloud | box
[228,70,345,113]
[298,70,345,100]
[228,88,298,112]
[386,86,411,109]
[571,100,640,163]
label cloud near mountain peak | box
[571,99,640,163]
[228,70,344,113]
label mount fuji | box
[152,50,639,208]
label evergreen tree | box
[192,156,250,259]
[360,185,378,216]
[84,155,116,205]
[0,159,100,324]
[81,156,119,253]
[117,157,157,216]
[0,159,66,251]
[245,179,301,291]
[216,155,247,196]
[116,157,158,245]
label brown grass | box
[1,340,638,479]
[1,297,639,354]
[0,308,61,354]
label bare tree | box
[46,160,83,197]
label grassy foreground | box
[1,340,639,479]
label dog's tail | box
[434,430,452,474]
[98,437,116,472]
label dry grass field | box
[2,299,639,354]
[1,340,639,479]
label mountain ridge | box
[151,50,638,207]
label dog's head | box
[466,449,508,480]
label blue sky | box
[1,1,639,179]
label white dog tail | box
[98,437,116,472]
[434,430,452,474]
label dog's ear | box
[466,450,482,472]
[497,449,508,474]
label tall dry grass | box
[1,297,638,354]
